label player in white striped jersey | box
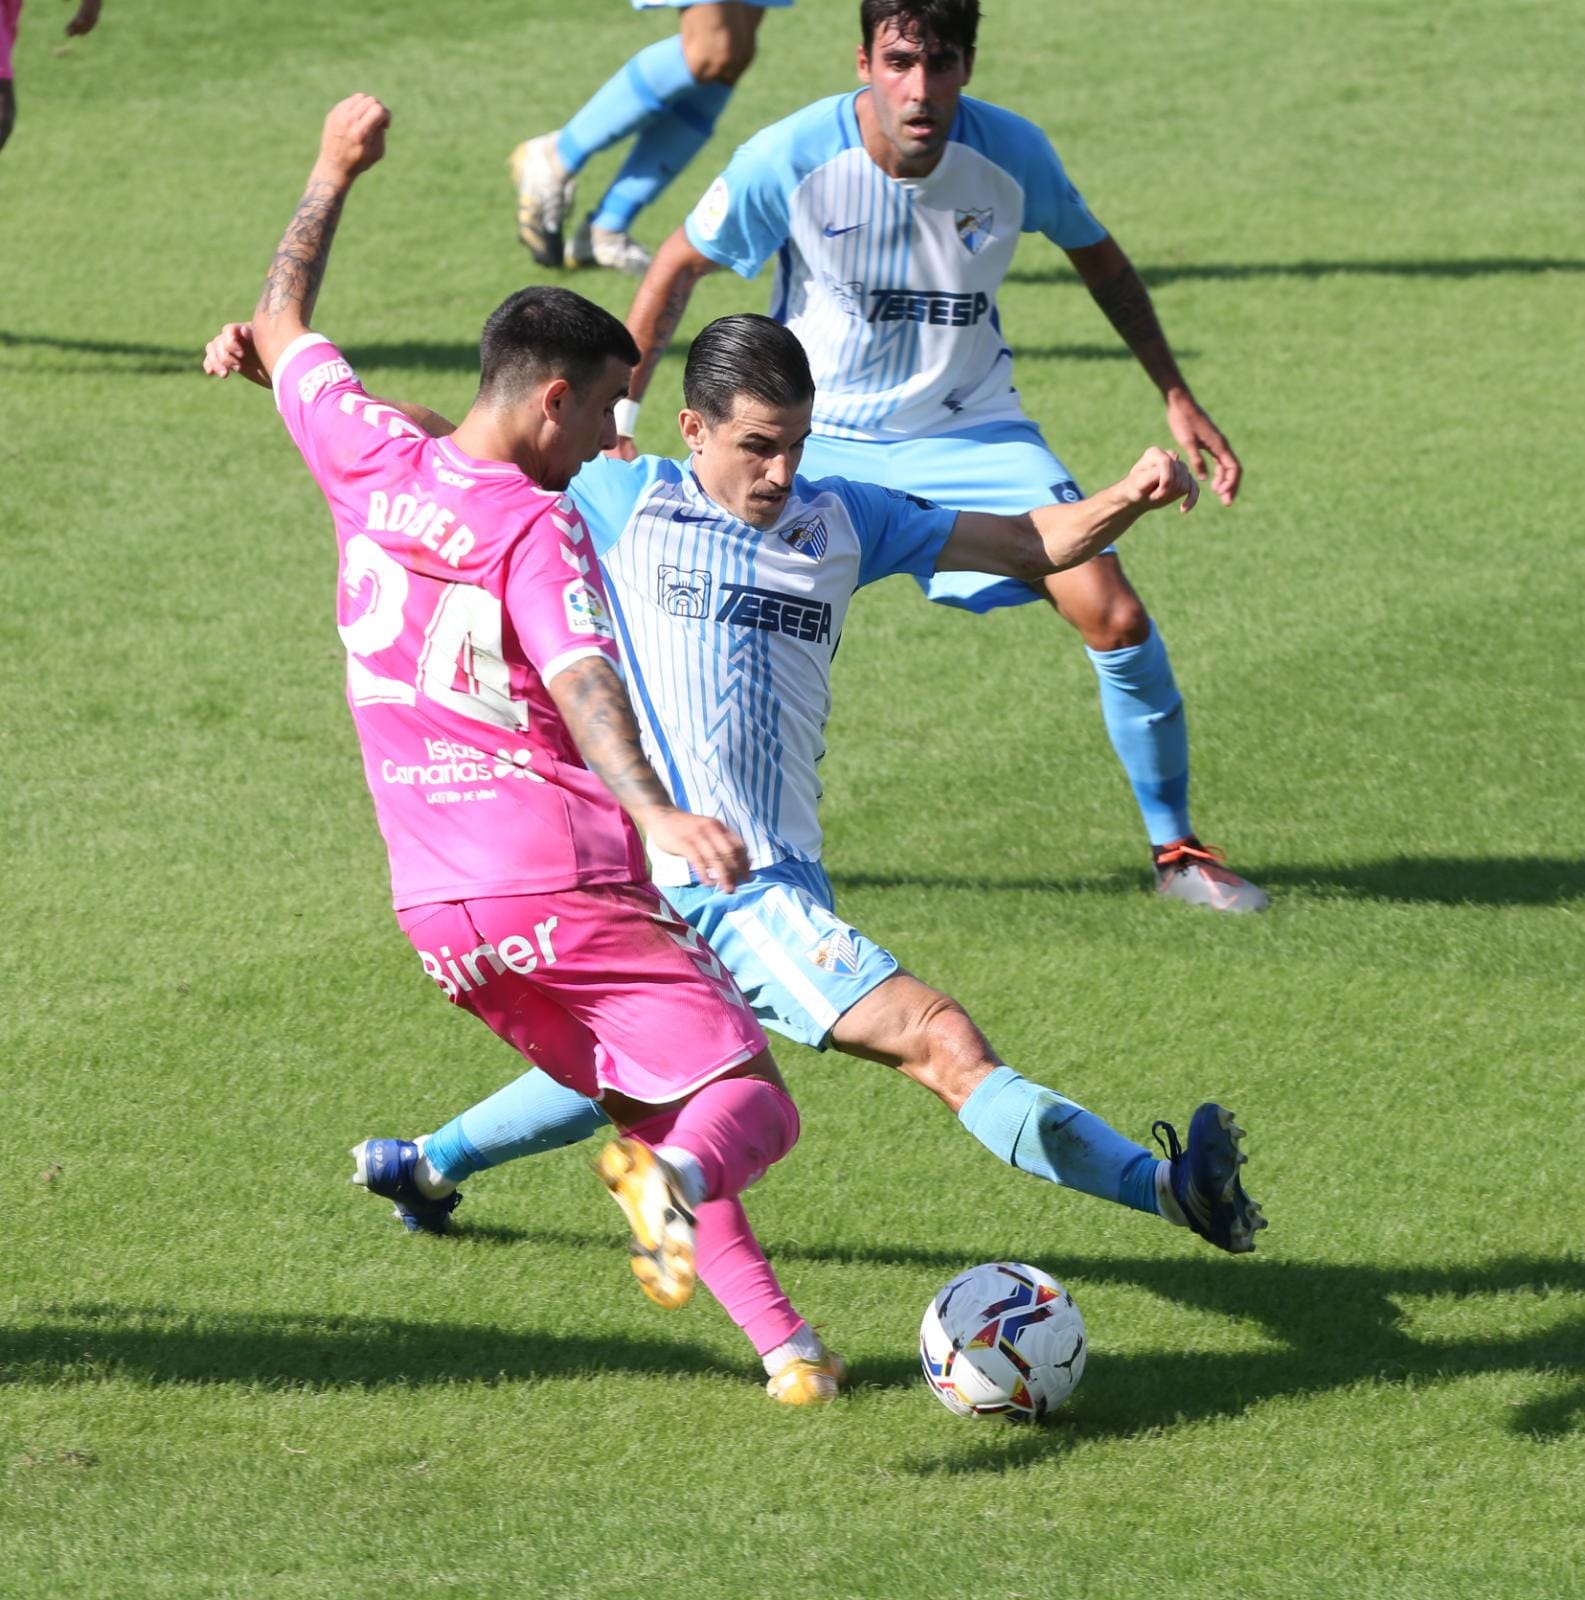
[610,0,1269,913]
[364,314,1266,1261]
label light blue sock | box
[958,1065,1161,1215]
[422,1070,610,1183]
[557,35,700,174]
[591,80,733,233]
[1086,619,1192,847]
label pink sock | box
[695,1195,805,1356]
[654,1077,800,1200]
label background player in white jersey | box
[209,98,850,1405]
[510,0,791,275]
[610,0,1269,912]
[211,312,1267,1258]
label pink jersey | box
[0,0,21,79]
[272,333,646,909]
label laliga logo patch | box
[658,565,713,618]
[694,175,731,241]
[563,579,614,638]
[806,929,860,977]
[778,515,828,561]
[955,207,994,255]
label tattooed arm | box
[249,94,391,376]
[1065,234,1243,505]
[547,657,750,890]
[611,228,722,455]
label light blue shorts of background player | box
[665,857,897,1049]
[798,418,1106,614]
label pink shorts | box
[397,883,767,1105]
[0,0,20,80]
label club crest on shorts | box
[778,515,828,560]
[658,565,713,618]
[955,207,994,254]
[806,928,860,976]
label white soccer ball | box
[919,1261,1086,1422]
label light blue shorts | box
[664,858,897,1049]
[798,419,1092,614]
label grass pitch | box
[4,2,1583,1596]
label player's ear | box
[678,408,706,455]
[540,375,572,424]
[962,48,974,85]
[855,42,871,84]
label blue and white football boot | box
[1153,1103,1268,1254]
[350,1138,461,1236]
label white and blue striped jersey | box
[570,455,956,885]
[684,91,1106,442]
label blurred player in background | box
[210,95,845,1406]
[510,0,790,274]
[210,308,1268,1263]
[0,0,103,153]
[611,0,1269,911]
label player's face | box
[856,20,973,175]
[682,394,813,528]
[541,356,634,488]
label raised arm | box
[938,447,1197,581]
[1064,234,1242,505]
[614,226,721,453]
[547,657,749,890]
[249,94,390,377]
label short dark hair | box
[859,0,979,56]
[682,314,815,424]
[477,286,639,403]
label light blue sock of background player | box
[957,1065,1163,1214]
[590,79,732,234]
[1085,619,1193,847]
[422,1070,609,1182]
[555,36,732,236]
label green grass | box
[4,1,1583,1596]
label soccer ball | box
[919,1261,1086,1421]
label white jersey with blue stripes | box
[684,91,1106,442]
[570,455,956,885]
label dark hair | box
[682,314,815,424]
[477,286,639,403]
[859,0,979,56]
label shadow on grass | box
[10,1252,1578,1458]
[784,1247,1585,1469]
[0,330,1157,378]
[833,855,1585,909]
[0,1301,735,1390]
[1006,255,1585,288]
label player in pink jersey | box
[0,0,102,154]
[221,94,843,1401]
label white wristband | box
[614,398,641,438]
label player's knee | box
[1078,593,1151,653]
[906,992,996,1112]
[682,13,758,82]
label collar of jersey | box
[435,434,531,481]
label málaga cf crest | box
[955,207,993,254]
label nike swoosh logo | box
[674,509,715,524]
[823,223,866,238]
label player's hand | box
[1124,447,1198,514]
[643,808,751,892]
[65,0,102,37]
[604,436,640,463]
[315,94,390,184]
[202,321,272,388]
[1165,390,1241,506]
